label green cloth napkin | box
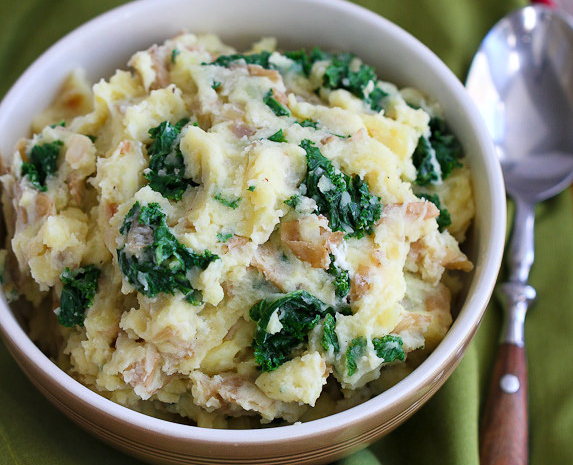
[2,1,572,464]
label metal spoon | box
[466,5,573,464]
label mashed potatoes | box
[0,33,474,428]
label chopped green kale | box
[217,232,233,243]
[213,192,241,209]
[345,335,406,375]
[263,89,290,117]
[207,50,273,69]
[145,119,197,200]
[299,139,382,238]
[267,129,287,143]
[372,335,405,362]
[211,81,222,90]
[247,185,256,192]
[249,290,336,372]
[284,47,330,76]
[118,202,138,235]
[21,140,63,191]
[346,336,366,376]
[171,48,180,64]
[286,49,386,112]
[21,165,43,191]
[284,49,313,75]
[321,313,339,353]
[284,194,301,209]
[117,202,218,303]
[413,135,440,186]
[322,52,388,112]
[418,193,452,232]
[429,117,463,178]
[58,265,101,327]
[322,52,375,98]
[368,87,390,113]
[297,118,319,129]
[207,47,387,112]
[327,254,350,298]
[413,117,463,186]
[50,120,66,128]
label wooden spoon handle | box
[480,342,528,465]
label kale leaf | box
[58,265,101,327]
[297,118,319,129]
[117,202,218,303]
[327,254,350,298]
[171,48,180,64]
[299,139,382,239]
[321,313,339,353]
[412,135,440,186]
[430,117,463,178]
[346,336,366,376]
[207,47,388,112]
[267,129,287,143]
[418,192,452,232]
[368,87,390,113]
[288,49,387,112]
[145,119,197,201]
[21,140,63,191]
[372,335,405,362]
[322,52,388,112]
[263,89,290,117]
[217,232,233,243]
[346,335,406,375]
[284,194,301,209]
[284,47,331,76]
[249,290,336,372]
[207,51,273,69]
[322,53,376,98]
[213,192,241,209]
[413,117,463,186]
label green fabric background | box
[1,0,572,464]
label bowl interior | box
[0,0,506,448]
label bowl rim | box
[0,0,506,446]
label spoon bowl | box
[467,5,573,202]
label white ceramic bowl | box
[0,0,506,463]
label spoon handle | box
[480,342,528,465]
[480,198,536,465]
